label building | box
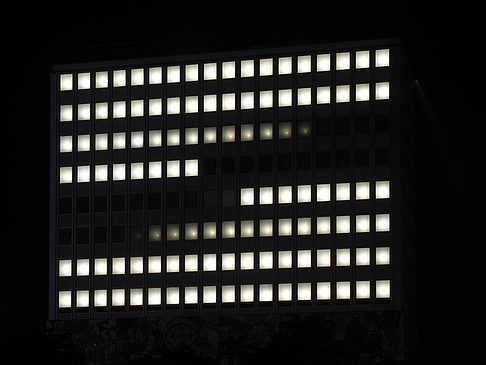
[49,37,416,362]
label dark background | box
[3,4,484,363]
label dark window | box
[240,155,254,173]
[259,154,273,172]
[375,147,390,165]
[184,190,198,209]
[222,189,235,207]
[204,190,217,208]
[58,228,71,245]
[94,226,107,244]
[130,193,143,210]
[316,118,331,136]
[59,197,71,214]
[76,196,89,213]
[297,152,311,170]
[203,157,216,175]
[148,193,161,210]
[112,195,125,211]
[149,225,162,241]
[355,148,370,167]
[316,150,330,169]
[112,226,125,243]
[298,121,311,138]
[130,225,143,242]
[375,113,390,133]
[278,153,292,171]
[166,192,179,209]
[221,157,235,174]
[335,116,349,135]
[76,227,89,244]
[355,115,370,134]
[336,150,350,168]
[94,195,107,212]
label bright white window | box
[297,88,311,106]
[130,257,143,274]
[95,134,108,150]
[222,61,235,79]
[167,97,180,114]
[76,290,89,308]
[278,89,292,107]
[204,127,217,143]
[259,90,273,108]
[336,249,350,266]
[203,63,217,80]
[77,258,89,276]
[278,186,292,204]
[112,257,125,275]
[316,184,331,202]
[240,285,254,303]
[203,286,216,303]
[113,70,126,87]
[297,218,311,235]
[166,160,180,178]
[130,162,144,180]
[185,254,198,272]
[185,96,198,113]
[260,123,273,140]
[376,181,390,199]
[259,187,273,205]
[94,258,107,275]
[148,288,161,305]
[58,291,71,308]
[59,260,72,277]
[222,221,235,238]
[316,249,331,267]
[113,132,126,149]
[298,283,312,301]
[149,131,162,147]
[317,282,331,300]
[76,104,90,122]
[240,220,254,238]
[204,94,217,112]
[222,253,235,270]
[203,254,217,271]
[336,281,351,300]
[356,83,370,101]
[240,188,254,206]
[316,217,331,234]
[185,287,198,304]
[185,64,198,82]
[336,216,350,234]
[278,218,292,236]
[131,131,144,148]
[376,82,390,100]
[77,166,90,183]
[336,52,350,70]
[78,72,90,90]
[375,49,390,67]
[241,60,254,77]
[240,252,254,270]
[297,185,311,203]
[259,219,273,237]
[129,289,142,306]
[113,101,126,118]
[279,122,292,139]
[131,69,144,86]
[316,86,331,104]
[376,214,390,232]
[112,289,125,306]
[356,247,370,266]
[94,290,107,307]
[259,284,273,302]
[95,102,108,119]
[59,167,72,183]
[60,136,72,153]
[222,93,235,111]
[376,280,391,298]
[149,98,162,116]
[166,287,179,305]
[356,215,370,233]
[278,283,292,301]
[166,255,180,273]
[167,66,180,83]
[58,105,70,123]
[317,54,331,71]
[278,251,292,269]
[259,251,273,269]
[60,74,72,91]
[222,285,235,303]
[185,223,198,240]
[149,67,162,84]
[167,129,180,146]
[203,222,217,239]
[185,159,198,177]
[336,85,350,103]
[241,92,254,110]
[298,55,311,73]
[259,58,273,76]
[356,281,370,299]
[336,183,350,201]
[241,124,254,141]
[356,51,370,69]
[376,247,390,265]
[356,182,370,200]
[148,256,162,273]
[222,125,235,142]
[297,250,311,268]
[278,57,292,74]
[166,224,179,240]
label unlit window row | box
[58,82,390,121]
[59,49,390,91]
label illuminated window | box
[298,55,311,73]
[376,280,391,298]
[95,102,108,119]
[203,222,217,239]
[222,93,235,111]
[131,68,144,86]
[278,283,292,301]
[185,287,198,304]
[298,283,311,301]
[166,255,180,273]
[147,161,161,179]
[77,104,90,121]
[356,83,370,101]
[336,281,350,300]
[336,248,350,266]
[222,285,235,303]
[113,70,126,87]
[185,64,198,82]
[203,286,216,304]
[316,184,331,202]
[60,105,72,122]
[113,101,126,118]
[336,85,350,103]
[356,281,370,299]
[278,57,292,74]
[356,182,370,200]
[297,250,311,268]
[278,218,292,236]
[130,131,143,149]
[185,223,198,240]
[95,134,107,150]
[167,224,179,241]
[149,131,162,147]
[241,92,254,110]
[78,72,90,90]
[203,254,217,271]
[240,220,254,238]
[113,132,126,149]
[317,249,331,267]
[130,257,143,274]
[222,61,235,79]
[60,136,72,153]
[259,284,273,302]
[222,253,235,270]
[336,183,350,201]
[185,96,198,113]
[222,221,235,238]
[259,251,273,269]
[260,90,273,108]
[260,123,273,140]
[130,162,143,180]
[204,94,217,112]
[317,282,331,300]
[204,63,217,80]
[94,258,107,275]
[278,186,292,204]
[278,251,292,269]
[376,247,390,265]
[356,215,370,233]
[241,124,254,141]
[60,74,72,91]
[259,58,273,76]
[166,287,179,305]
[375,49,390,67]
[336,52,350,70]
[222,125,235,142]
[148,288,161,305]
[149,98,162,116]
[185,254,198,272]
[376,82,390,100]
[185,159,198,177]
[58,291,71,308]
[167,97,180,114]
[240,188,254,206]
[166,160,180,178]
[59,260,72,277]
[149,67,162,84]
[77,166,90,183]
[240,252,254,270]
[112,289,125,306]
[297,185,311,203]
[316,217,331,234]
[130,289,143,306]
[94,290,107,307]
[76,290,89,308]
[259,187,273,205]
[259,219,273,237]
[241,60,254,77]
[376,214,390,232]
[148,256,161,273]
[317,54,330,71]
[336,216,350,234]
[316,86,331,104]
[204,127,217,143]
[297,218,311,235]
[356,247,370,266]
[167,66,180,83]
[356,51,370,69]
[112,257,125,275]
[297,88,311,105]
[240,285,254,303]
[59,167,72,183]
[376,181,390,199]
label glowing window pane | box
[316,54,330,71]
[76,259,89,276]
[203,222,216,239]
[376,214,390,232]
[376,181,390,199]
[336,281,350,300]
[356,50,370,69]
[316,217,331,234]
[278,57,292,74]
[259,284,273,302]
[203,94,217,112]
[203,254,217,271]
[94,290,107,307]
[222,285,235,303]
[241,60,254,77]
[185,159,198,177]
[166,287,179,305]
[222,221,235,238]
[240,220,254,238]
[222,93,235,111]
[297,88,311,106]
[78,72,90,90]
[259,90,273,108]
[240,188,254,206]
[113,132,126,149]
[336,249,350,266]
[112,257,125,275]
[167,66,180,83]
[60,105,72,122]
[203,286,216,303]
[241,92,254,110]
[95,102,108,119]
[185,254,198,272]
[166,256,180,273]
[241,285,254,302]
[259,251,273,269]
[59,167,72,183]
[317,282,331,300]
[185,287,198,304]
[203,63,217,80]
[356,182,370,200]
[95,134,108,150]
[278,218,292,236]
[166,160,180,178]
[317,249,331,267]
[95,71,108,88]
[278,89,292,107]
[336,52,350,70]
[222,125,235,142]
[149,67,162,84]
[222,61,235,79]
[259,58,273,76]
[77,103,90,121]
[240,252,254,270]
[167,97,180,114]
[130,162,143,180]
[336,183,350,200]
[148,256,161,273]
[259,219,273,237]
[130,257,143,274]
[298,55,311,73]
[113,101,126,118]
[59,291,71,308]
[260,123,273,140]
[148,288,161,305]
[241,124,254,141]
[297,250,311,268]
[278,283,292,301]
[185,223,198,240]
[356,247,370,266]
[376,280,391,298]
[60,136,72,153]
[111,289,126,306]
[167,224,179,241]
[149,161,161,179]
[222,253,235,270]
[376,247,390,265]
[113,70,126,87]
[376,82,390,100]
[278,186,292,204]
[316,184,331,202]
[297,218,311,235]
[298,283,311,301]
[167,129,180,146]
[60,74,72,91]
[259,187,273,205]
[279,122,292,139]
[76,290,89,307]
[131,131,143,148]
[185,96,198,113]
[204,127,217,143]
[356,281,370,299]
[336,85,350,103]
[278,251,292,269]
[297,185,311,203]
[336,216,350,234]
[375,49,390,67]
[356,83,370,101]
[185,64,198,82]
[131,68,144,86]
[59,260,72,277]
[77,166,90,183]
[317,86,331,104]
[95,165,107,182]
[356,215,370,233]
[149,98,162,116]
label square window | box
[278,251,292,269]
[166,129,180,146]
[112,289,125,306]
[167,160,180,178]
[336,52,350,70]
[241,92,254,110]
[317,282,331,300]
[222,189,235,205]
[95,165,108,182]
[356,215,370,233]
[376,181,390,199]
[222,221,235,238]
[222,125,235,142]
[279,89,292,107]
[148,256,161,273]
[131,68,144,86]
[376,280,391,298]
[222,285,235,303]
[77,103,90,121]
[77,166,90,183]
[60,74,73,91]
[241,60,254,77]
[59,260,72,277]
[203,254,217,271]
[204,63,217,80]
[113,132,126,149]
[241,285,254,302]
[259,90,273,108]
[167,224,179,240]
[376,247,390,265]
[316,184,331,202]
[260,123,273,140]
[316,249,331,267]
[356,182,370,200]
[259,187,273,205]
[149,161,162,179]
[131,131,144,148]
[240,188,254,206]
[241,124,254,141]
[297,250,311,268]
[336,249,350,266]
[376,82,390,100]
[149,67,162,84]
[278,57,292,74]
[317,86,331,104]
[297,185,311,203]
[279,122,292,139]
[76,258,89,276]
[298,283,311,301]
[77,72,90,90]
[356,83,370,101]
[356,51,370,69]
[240,220,254,238]
[77,134,90,152]
[222,93,235,110]
[185,64,198,82]
[376,214,390,232]
[76,290,89,308]
[278,186,292,204]
[204,94,217,112]
[298,55,311,73]
[259,58,273,76]
[185,96,198,113]
[356,281,370,299]
[240,252,254,270]
[59,136,72,153]
[166,255,180,273]
[336,85,350,103]
[166,287,179,305]
[185,254,198,272]
[113,101,126,118]
[278,218,292,236]
[356,247,370,266]
[297,218,311,235]
[130,162,143,180]
[317,54,330,71]
[203,286,216,303]
[185,287,198,304]
[130,257,143,274]
[336,216,350,234]
[94,290,107,307]
[336,183,350,201]
[278,283,292,301]
[167,97,180,114]
[149,98,162,116]
[375,49,390,67]
[113,70,126,87]
[316,217,331,234]
[185,223,198,240]
[203,222,217,239]
[222,253,235,270]
[259,251,273,269]
[222,61,235,79]
[204,127,217,143]
[112,257,125,275]
[167,66,180,83]
[185,159,198,177]
[259,219,273,237]
[148,288,161,305]
[259,284,273,302]
[336,281,350,300]
[95,134,108,150]
[297,88,311,105]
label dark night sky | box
[3,4,484,361]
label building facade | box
[49,38,415,362]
